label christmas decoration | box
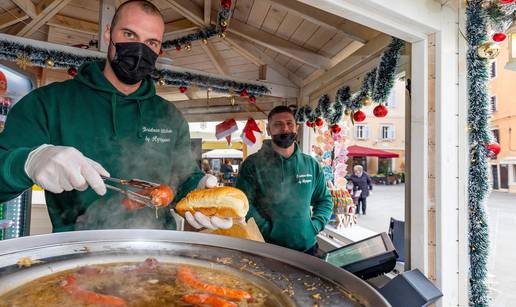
[45,58,55,67]
[241,118,262,146]
[362,96,373,106]
[157,78,166,86]
[486,142,501,156]
[492,32,507,42]
[67,67,77,77]
[373,104,388,117]
[306,121,314,128]
[330,124,341,134]
[202,38,208,45]
[498,0,514,4]
[185,42,192,51]
[218,32,226,39]
[315,117,324,127]
[240,89,248,97]
[215,118,238,145]
[221,0,232,9]
[249,95,256,103]
[15,53,31,70]
[477,42,501,59]
[179,86,188,93]
[175,45,182,51]
[0,70,7,96]
[352,111,366,122]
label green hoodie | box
[0,60,203,232]
[236,141,333,252]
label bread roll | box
[176,187,249,218]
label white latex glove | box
[25,144,110,195]
[185,174,244,230]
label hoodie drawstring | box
[136,100,143,138]
[111,94,118,138]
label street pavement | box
[357,184,516,306]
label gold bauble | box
[157,78,166,86]
[221,20,228,27]
[202,38,208,45]
[218,32,226,39]
[230,95,235,106]
[185,42,192,51]
[45,58,55,68]
[477,42,500,60]
[15,54,31,70]
[362,96,373,106]
[344,109,351,116]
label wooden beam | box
[12,0,37,18]
[17,0,73,37]
[224,16,333,70]
[266,0,376,43]
[225,33,302,87]
[204,0,211,25]
[200,42,229,75]
[224,36,265,66]
[164,19,197,36]
[165,0,204,26]
[47,14,98,35]
[99,0,116,52]
[184,111,269,122]
[172,96,283,108]
[302,34,392,97]
[0,8,28,30]
[302,40,365,86]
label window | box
[380,125,396,140]
[490,61,497,79]
[492,129,500,143]
[355,124,369,140]
[491,96,497,112]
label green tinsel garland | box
[466,1,491,306]
[295,37,404,125]
[0,34,269,97]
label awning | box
[347,145,399,158]
[202,149,243,159]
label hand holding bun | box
[176,187,248,230]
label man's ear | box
[103,24,111,47]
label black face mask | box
[272,133,297,148]
[109,41,158,85]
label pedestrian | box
[350,165,372,215]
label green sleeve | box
[170,115,204,203]
[236,160,271,235]
[0,91,49,202]
[310,163,333,232]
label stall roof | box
[347,145,399,158]
[202,149,243,159]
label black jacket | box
[350,172,373,198]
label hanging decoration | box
[161,0,233,51]
[241,118,262,146]
[0,70,7,96]
[295,37,404,128]
[215,118,238,146]
[465,1,516,305]
[0,34,270,97]
[67,67,77,77]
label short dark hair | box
[267,105,295,122]
[111,0,162,30]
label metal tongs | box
[102,177,159,209]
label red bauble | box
[486,143,501,156]
[353,110,366,122]
[179,86,188,93]
[373,105,388,118]
[315,117,324,127]
[175,45,181,51]
[493,33,507,42]
[220,25,227,32]
[67,67,77,77]
[306,121,313,128]
[221,0,232,9]
[331,124,341,134]
[249,95,256,103]
[499,0,515,4]
[240,89,248,97]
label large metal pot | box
[0,230,390,306]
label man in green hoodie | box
[235,106,333,255]
[0,0,233,232]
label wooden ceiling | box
[0,0,391,121]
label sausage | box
[61,275,126,306]
[183,293,237,307]
[177,266,251,300]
